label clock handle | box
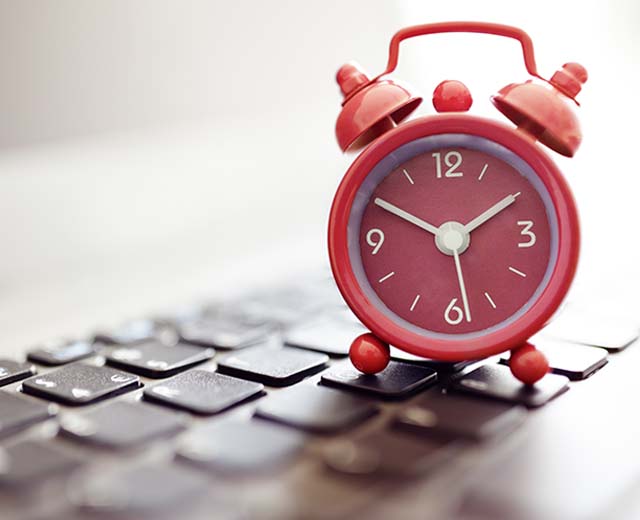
[335,21,586,156]
[372,21,546,83]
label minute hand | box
[374,198,440,235]
[462,193,520,233]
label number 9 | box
[366,229,385,255]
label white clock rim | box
[347,133,560,341]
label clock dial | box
[358,144,552,335]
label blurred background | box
[0,0,638,348]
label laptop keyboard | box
[0,273,637,519]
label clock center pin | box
[435,221,470,255]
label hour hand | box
[374,198,439,236]
[462,192,521,234]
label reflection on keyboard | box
[0,273,637,519]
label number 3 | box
[517,220,536,248]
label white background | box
[0,0,637,345]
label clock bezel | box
[328,114,580,361]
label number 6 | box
[444,298,464,325]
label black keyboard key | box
[94,319,174,346]
[22,364,140,405]
[450,364,569,408]
[217,345,328,387]
[0,392,57,438]
[0,359,36,387]
[179,318,271,350]
[394,391,526,441]
[177,420,305,475]
[321,360,437,399]
[542,312,638,352]
[389,347,473,372]
[500,339,608,380]
[144,369,263,415]
[323,430,454,477]
[27,339,94,366]
[105,341,214,378]
[284,316,367,356]
[255,385,378,434]
[72,464,208,516]
[0,440,82,488]
[60,401,185,449]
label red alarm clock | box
[328,22,587,385]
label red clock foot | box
[349,333,390,375]
[509,342,549,385]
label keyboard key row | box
[0,389,519,491]
[0,368,569,499]
[6,334,605,423]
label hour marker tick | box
[402,169,415,185]
[484,292,497,309]
[378,271,395,283]
[508,266,527,278]
[478,164,488,181]
[410,294,421,311]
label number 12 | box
[432,151,463,178]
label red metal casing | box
[327,114,580,362]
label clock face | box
[348,134,559,339]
